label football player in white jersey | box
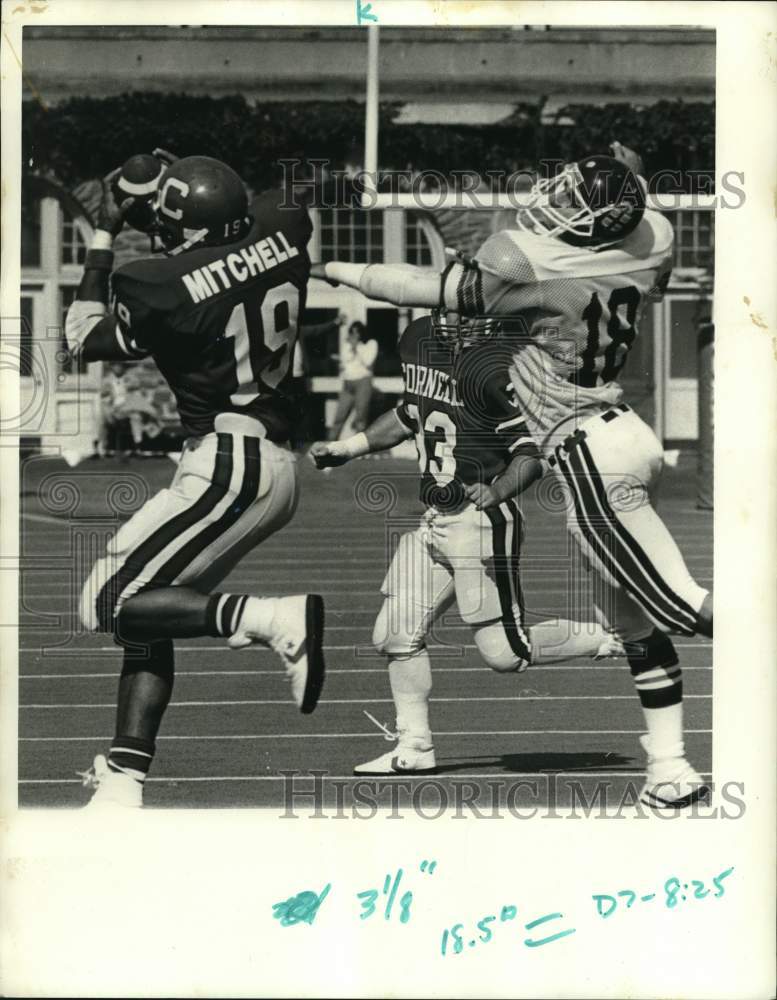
[313,145,711,808]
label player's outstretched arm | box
[65,167,145,363]
[465,454,543,511]
[311,261,443,308]
[308,409,412,469]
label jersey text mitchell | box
[182,231,299,303]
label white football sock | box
[642,705,685,762]
[388,651,432,745]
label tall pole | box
[363,25,379,207]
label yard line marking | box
[20,694,714,708]
[20,665,712,679]
[21,770,712,785]
[20,584,713,595]
[22,588,712,600]
[17,641,712,653]
[20,729,713,741]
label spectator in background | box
[100,361,161,457]
[328,321,379,441]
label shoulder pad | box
[399,314,431,345]
[640,209,675,253]
[399,315,435,364]
[249,189,313,248]
[475,230,538,285]
[113,258,183,315]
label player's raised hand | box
[97,167,135,237]
[464,482,501,511]
[610,141,644,178]
[308,441,350,469]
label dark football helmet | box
[152,155,250,254]
[515,154,645,248]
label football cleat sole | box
[301,594,326,714]
[354,761,439,777]
[354,746,437,776]
[640,782,711,810]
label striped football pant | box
[80,419,298,633]
[377,499,531,662]
[550,406,708,638]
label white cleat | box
[78,755,143,809]
[639,735,710,809]
[229,594,325,713]
[354,736,437,776]
[593,632,626,660]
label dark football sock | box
[108,735,155,783]
[117,586,246,641]
[204,593,250,637]
[627,628,682,710]
[627,629,684,757]
[114,639,175,746]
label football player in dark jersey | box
[65,156,325,807]
[309,311,621,775]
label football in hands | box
[112,154,166,233]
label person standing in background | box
[328,321,379,441]
[100,361,161,456]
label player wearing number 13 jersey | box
[65,155,325,808]
[317,149,711,805]
[309,313,623,776]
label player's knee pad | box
[473,621,530,673]
[626,627,678,677]
[372,599,426,658]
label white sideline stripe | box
[20,728,714,741]
[22,694,713,708]
[19,522,714,531]
[20,591,712,602]
[21,770,713,785]
[19,558,714,567]
[20,557,710,566]
[18,641,711,652]
[20,665,712,679]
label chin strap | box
[166,228,209,256]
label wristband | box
[91,230,114,250]
[85,231,115,271]
[328,432,370,459]
[84,249,115,271]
